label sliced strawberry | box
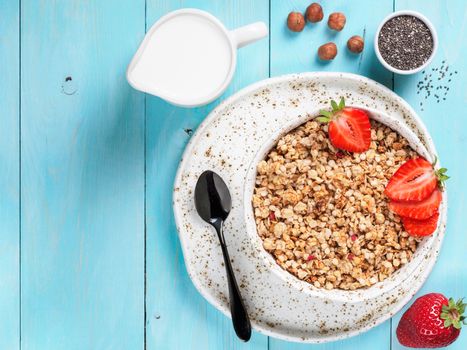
[385,157,445,201]
[402,211,439,237]
[389,188,442,220]
[317,98,371,153]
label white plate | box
[173,72,446,343]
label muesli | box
[253,113,421,290]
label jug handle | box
[231,22,268,49]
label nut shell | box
[328,12,346,31]
[347,35,364,53]
[305,3,324,23]
[318,42,338,60]
[287,12,306,32]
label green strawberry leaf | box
[320,98,346,122]
[435,166,450,187]
[441,297,466,329]
[319,110,332,118]
[316,116,331,123]
[331,100,339,111]
[338,97,345,109]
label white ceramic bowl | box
[173,72,447,342]
[374,10,438,75]
[243,107,441,302]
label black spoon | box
[194,170,252,342]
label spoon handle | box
[214,220,252,342]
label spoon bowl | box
[194,170,231,223]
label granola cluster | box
[253,119,421,290]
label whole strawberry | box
[397,293,466,348]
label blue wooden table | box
[0,0,466,349]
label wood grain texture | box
[145,1,269,349]
[270,0,393,87]
[20,1,145,349]
[6,0,465,349]
[391,0,467,349]
[0,1,20,349]
[269,1,393,349]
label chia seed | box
[416,61,457,111]
[378,15,433,71]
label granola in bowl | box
[252,118,422,290]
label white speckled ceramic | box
[173,72,447,343]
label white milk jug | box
[127,8,268,107]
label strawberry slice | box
[402,211,439,237]
[385,157,449,202]
[389,188,442,220]
[317,98,371,153]
[385,158,435,201]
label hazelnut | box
[305,3,323,23]
[318,42,337,60]
[287,12,306,32]
[347,35,364,53]
[328,12,346,31]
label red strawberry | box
[385,157,449,201]
[317,98,371,153]
[397,293,466,348]
[385,158,435,201]
[402,211,439,237]
[389,188,442,220]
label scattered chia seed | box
[378,15,433,71]
[416,61,457,111]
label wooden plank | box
[145,1,269,349]
[20,1,145,349]
[270,0,393,88]
[0,1,20,349]
[269,0,393,349]
[391,0,467,349]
